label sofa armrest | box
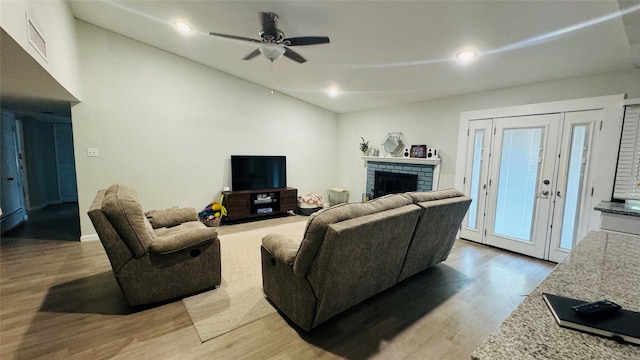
[145,207,198,229]
[149,227,217,254]
[262,234,299,265]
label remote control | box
[571,299,621,318]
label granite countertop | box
[594,201,640,217]
[471,231,640,360]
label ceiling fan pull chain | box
[269,61,274,94]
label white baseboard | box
[80,234,99,242]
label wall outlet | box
[87,148,99,157]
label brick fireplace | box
[362,156,441,200]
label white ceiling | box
[5,1,640,116]
[66,0,640,114]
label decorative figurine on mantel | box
[359,137,370,156]
[381,132,406,157]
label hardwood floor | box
[0,210,554,360]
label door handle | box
[7,177,14,181]
[537,190,550,198]
[556,191,561,198]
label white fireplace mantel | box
[361,156,440,166]
[361,156,441,191]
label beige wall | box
[8,2,640,240]
[72,21,339,238]
[337,69,640,201]
[0,0,82,100]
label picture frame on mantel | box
[410,145,427,158]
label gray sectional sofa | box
[261,188,472,330]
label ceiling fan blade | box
[283,47,307,63]
[284,36,330,46]
[260,12,278,38]
[209,32,261,44]
[242,49,261,60]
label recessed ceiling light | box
[174,21,192,34]
[327,87,340,97]
[456,50,477,62]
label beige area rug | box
[182,220,307,342]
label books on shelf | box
[542,293,640,345]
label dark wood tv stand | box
[222,187,298,222]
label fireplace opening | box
[374,171,418,198]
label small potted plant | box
[359,137,370,156]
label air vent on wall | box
[26,14,47,62]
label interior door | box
[483,114,561,258]
[1,111,27,232]
[460,119,493,242]
[54,124,78,202]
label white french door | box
[485,114,560,258]
[460,111,599,261]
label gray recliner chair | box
[88,183,221,306]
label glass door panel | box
[559,125,587,249]
[460,119,492,243]
[467,130,484,229]
[493,128,542,241]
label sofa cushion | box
[397,195,472,282]
[408,188,464,203]
[145,207,198,229]
[101,184,156,258]
[262,234,299,265]
[149,226,217,254]
[308,204,421,326]
[154,220,206,236]
[293,193,413,277]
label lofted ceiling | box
[66,0,640,114]
[3,1,640,116]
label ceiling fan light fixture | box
[174,21,192,34]
[456,50,477,63]
[259,44,285,62]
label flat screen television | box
[231,155,287,191]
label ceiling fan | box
[209,12,329,63]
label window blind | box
[613,104,640,200]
